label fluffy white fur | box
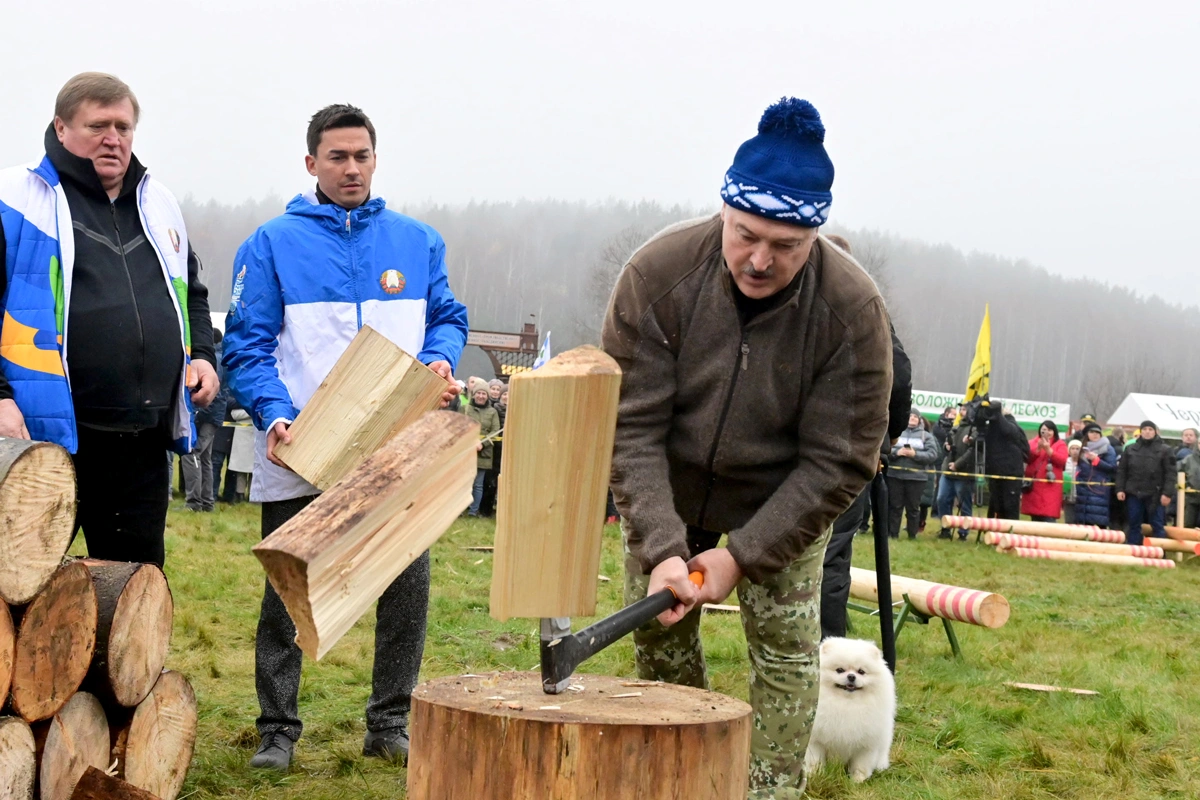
[805,637,896,783]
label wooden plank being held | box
[275,325,449,491]
[490,346,621,621]
[255,411,478,659]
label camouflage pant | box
[624,524,829,799]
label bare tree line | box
[182,196,1200,420]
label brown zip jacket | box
[602,215,892,583]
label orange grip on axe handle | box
[667,571,705,600]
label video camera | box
[963,395,998,428]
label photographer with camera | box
[974,400,1029,520]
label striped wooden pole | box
[985,532,1163,559]
[1009,547,1175,569]
[1140,524,1200,543]
[1144,537,1200,554]
[942,515,1125,543]
[849,567,1010,628]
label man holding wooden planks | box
[603,98,893,799]
[223,104,467,771]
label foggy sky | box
[4,1,1197,307]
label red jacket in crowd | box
[1021,436,1068,518]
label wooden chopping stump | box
[407,671,751,800]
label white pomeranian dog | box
[804,637,896,783]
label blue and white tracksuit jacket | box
[0,157,196,454]
[222,191,468,502]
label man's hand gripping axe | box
[540,572,704,694]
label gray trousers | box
[255,496,431,741]
[181,422,218,510]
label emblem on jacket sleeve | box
[380,269,406,294]
[168,228,181,253]
[228,265,247,316]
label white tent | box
[210,311,227,334]
[1107,393,1200,439]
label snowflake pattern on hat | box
[720,174,830,225]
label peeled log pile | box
[69,768,159,800]
[111,671,198,800]
[1142,524,1200,543]
[942,515,1125,543]
[490,347,621,621]
[1009,547,1175,568]
[275,325,448,491]
[0,716,36,800]
[11,562,98,722]
[849,566,1010,628]
[80,561,173,708]
[408,672,750,800]
[255,411,478,660]
[1145,537,1200,554]
[33,692,109,800]
[0,440,76,605]
[985,532,1164,558]
[0,599,13,704]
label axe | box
[540,571,704,694]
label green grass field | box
[143,501,1200,799]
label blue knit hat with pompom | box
[720,98,834,227]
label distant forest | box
[182,196,1200,420]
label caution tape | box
[892,465,1200,493]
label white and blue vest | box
[0,156,197,453]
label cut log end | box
[0,599,14,703]
[0,716,36,800]
[407,672,750,800]
[35,692,110,800]
[83,561,174,708]
[12,562,99,722]
[0,440,76,605]
[116,670,198,800]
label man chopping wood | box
[602,98,892,798]
[223,104,467,771]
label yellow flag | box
[964,304,991,402]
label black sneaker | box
[937,531,953,540]
[363,726,410,764]
[249,732,294,771]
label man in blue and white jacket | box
[223,104,467,771]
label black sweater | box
[0,128,214,432]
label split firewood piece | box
[0,716,36,800]
[274,325,449,491]
[33,692,109,800]
[0,439,76,605]
[80,561,173,708]
[11,562,99,722]
[255,410,479,659]
[110,670,197,800]
[490,347,621,621]
[0,599,13,704]
[69,767,160,800]
[1005,682,1099,696]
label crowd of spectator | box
[888,402,1200,545]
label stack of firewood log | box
[0,439,197,800]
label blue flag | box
[533,331,552,370]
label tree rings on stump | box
[407,672,752,800]
[0,440,75,605]
[33,692,110,800]
[113,670,198,800]
[0,716,36,800]
[11,562,98,722]
[81,561,173,708]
